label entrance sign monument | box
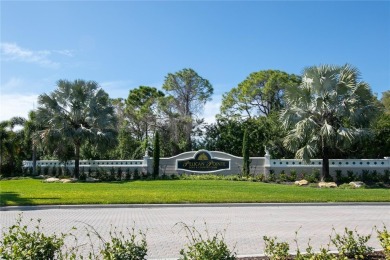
[23,149,389,177]
[176,150,230,172]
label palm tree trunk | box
[0,138,3,175]
[321,146,331,181]
[74,144,80,179]
[322,157,330,181]
[186,119,192,151]
[9,146,15,177]
[321,136,330,181]
[32,145,37,175]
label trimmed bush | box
[178,222,236,260]
[0,215,70,259]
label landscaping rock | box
[350,181,365,188]
[318,182,338,188]
[44,177,60,183]
[61,178,77,183]
[36,175,50,179]
[295,179,308,186]
[86,177,99,182]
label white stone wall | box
[23,159,146,174]
[269,158,390,176]
[23,155,390,177]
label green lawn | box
[1,178,389,206]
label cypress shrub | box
[242,129,250,177]
[153,132,160,179]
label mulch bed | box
[238,251,387,259]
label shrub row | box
[1,216,389,260]
[6,168,390,185]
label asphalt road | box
[1,203,389,259]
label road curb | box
[2,202,390,211]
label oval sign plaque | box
[177,150,230,172]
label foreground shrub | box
[330,227,373,259]
[177,222,236,260]
[100,227,147,260]
[1,216,147,260]
[264,227,378,260]
[84,224,147,260]
[0,215,71,260]
[263,236,290,260]
[293,229,333,260]
[377,225,390,259]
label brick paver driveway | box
[1,203,389,259]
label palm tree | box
[23,111,41,175]
[280,64,379,180]
[36,79,118,178]
[0,117,26,176]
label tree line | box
[1,65,389,180]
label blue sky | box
[1,1,389,122]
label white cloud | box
[0,94,39,121]
[1,77,25,91]
[201,94,222,124]
[0,42,74,69]
[54,49,74,57]
[100,80,134,98]
[0,89,221,123]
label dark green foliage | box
[263,236,290,260]
[163,68,213,154]
[117,167,123,181]
[383,170,390,184]
[242,129,250,177]
[178,222,236,260]
[220,69,301,118]
[254,174,265,182]
[121,86,164,158]
[336,170,343,183]
[133,168,140,180]
[377,225,390,259]
[279,171,288,182]
[43,166,49,176]
[110,167,115,180]
[1,215,147,260]
[152,132,160,179]
[79,171,87,181]
[306,169,321,183]
[361,169,386,184]
[350,113,390,159]
[288,170,297,181]
[36,79,118,178]
[98,226,147,260]
[0,117,28,176]
[281,64,380,180]
[53,166,59,177]
[125,168,131,180]
[0,215,68,259]
[204,114,292,158]
[331,228,373,259]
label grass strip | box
[1,178,389,206]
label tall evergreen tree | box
[242,129,250,177]
[36,79,118,178]
[162,68,213,153]
[152,131,160,179]
[280,64,379,180]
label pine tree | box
[242,129,250,177]
[153,132,160,179]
